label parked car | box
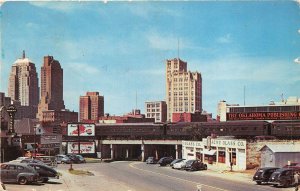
[0,163,39,185]
[173,159,187,170]
[269,168,300,187]
[27,163,59,183]
[20,159,45,165]
[253,167,279,185]
[283,163,300,169]
[146,157,157,164]
[184,160,207,171]
[34,156,57,167]
[66,154,85,163]
[9,157,31,163]
[76,155,86,163]
[170,159,185,167]
[157,157,173,166]
[56,155,71,164]
[66,154,81,163]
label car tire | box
[18,177,28,185]
[42,178,49,183]
[256,181,261,185]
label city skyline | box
[1,1,300,117]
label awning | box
[202,149,217,155]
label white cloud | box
[65,62,100,75]
[294,57,300,64]
[146,32,201,51]
[190,56,300,83]
[217,34,232,44]
[28,1,80,12]
[127,4,182,19]
[147,33,178,51]
[298,29,300,34]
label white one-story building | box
[182,137,247,171]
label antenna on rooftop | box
[22,50,25,59]
[177,38,180,59]
[281,93,284,102]
[243,85,246,106]
[135,91,137,110]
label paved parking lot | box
[3,162,296,191]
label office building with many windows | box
[80,92,104,122]
[145,101,167,123]
[37,56,65,121]
[8,51,39,119]
[166,58,202,122]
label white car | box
[173,159,187,169]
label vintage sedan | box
[170,159,185,167]
[0,163,39,185]
[184,160,207,171]
[157,157,173,166]
[173,159,188,170]
[253,167,279,185]
[146,157,157,164]
[56,154,71,164]
[269,168,300,187]
[27,163,59,183]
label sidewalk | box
[202,166,255,183]
[56,164,134,191]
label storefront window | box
[218,151,225,163]
[205,154,216,164]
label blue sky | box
[1,1,300,117]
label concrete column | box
[175,145,179,159]
[155,149,158,160]
[110,144,114,160]
[216,147,219,164]
[126,149,129,159]
[141,144,145,162]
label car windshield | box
[77,155,83,159]
[186,160,194,165]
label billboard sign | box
[226,112,300,121]
[67,142,95,154]
[68,123,95,136]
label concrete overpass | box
[98,140,182,161]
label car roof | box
[2,162,31,167]
[259,167,280,170]
[276,168,298,172]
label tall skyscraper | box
[37,56,65,120]
[80,92,104,122]
[8,51,39,108]
[166,58,202,122]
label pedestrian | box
[294,172,299,191]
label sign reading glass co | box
[67,124,95,136]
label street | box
[4,161,295,191]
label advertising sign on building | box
[227,112,300,121]
[68,123,95,136]
[67,142,95,154]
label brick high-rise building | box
[166,58,202,122]
[8,51,39,118]
[80,92,104,122]
[37,56,65,121]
